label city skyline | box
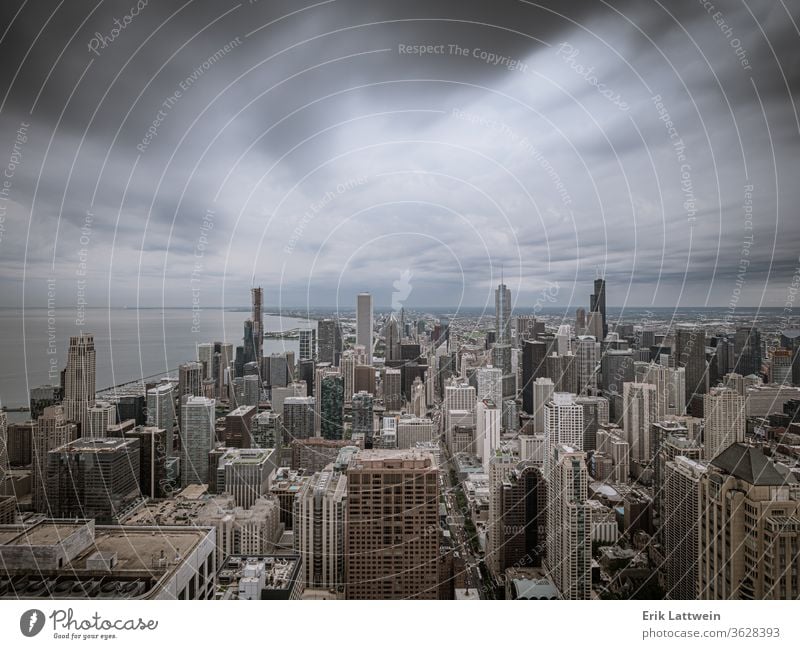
[1,0,800,623]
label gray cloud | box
[0,0,797,309]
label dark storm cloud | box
[0,0,797,309]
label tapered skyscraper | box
[356,293,373,358]
[63,334,96,432]
[590,278,607,338]
[675,324,708,403]
[250,287,264,362]
[495,276,512,344]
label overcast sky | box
[0,0,798,311]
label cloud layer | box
[0,0,797,310]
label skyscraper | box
[476,366,502,404]
[351,391,375,448]
[46,437,141,524]
[384,314,401,362]
[543,393,584,476]
[32,405,77,513]
[675,325,708,403]
[320,374,344,440]
[702,387,745,461]
[251,287,264,361]
[29,384,62,420]
[663,455,706,600]
[699,444,800,599]
[495,279,512,344]
[590,278,607,338]
[634,362,686,419]
[780,329,800,385]
[345,450,439,599]
[490,461,547,574]
[522,339,549,415]
[146,383,176,456]
[622,382,657,466]
[734,325,762,377]
[771,348,793,385]
[178,362,203,404]
[106,424,168,499]
[0,408,7,485]
[215,447,277,509]
[294,465,348,594]
[181,396,215,487]
[283,396,316,442]
[63,334,96,433]
[299,328,316,362]
[476,398,501,471]
[532,377,554,433]
[383,367,402,411]
[317,318,343,366]
[575,335,598,395]
[575,307,586,336]
[546,444,591,600]
[556,324,572,355]
[86,401,116,438]
[356,292,373,359]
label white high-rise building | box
[396,416,434,449]
[556,324,572,355]
[518,433,546,467]
[216,448,277,509]
[444,382,476,413]
[197,343,214,380]
[476,366,502,404]
[147,383,176,456]
[634,362,687,419]
[63,334,96,432]
[546,444,591,600]
[623,382,657,464]
[294,467,347,593]
[298,328,316,361]
[410,377,427,416]
[356,293,373,359]
[32,405,77,513]
[575,335,598,395]
[495,281,512,344]
[476,399,501,472]
[543,392,584,475]
[532,377,555,433]
[86,401,116,438]
[663,455,706,600]
[703,387,745,461]
[181,396,215,487]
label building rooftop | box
[711,443,793,486]
[227,405,257,417]
[0,519,213,599]
[349,449,435,469]
[3,521,87,546]
[53,437,137,453]
[216,555,301,599]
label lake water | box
[0,308,314,408]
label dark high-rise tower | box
[734,326,762,377]
[590,278,607,338]
[317,319,343,366]
[495,275,512,344]
[251,287,264,361]
[522,340,549,415]
[675,325,708,403]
